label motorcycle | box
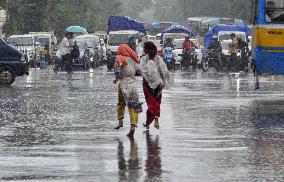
[91,48,100,68]
[227,50,245,72]
[202,49,222,72]
[82,49,91,70]
[182,48,198,71]
[239,49,249,73]
[163,46,175,71]
[106,49,115,71]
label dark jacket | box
[208,40,222,52]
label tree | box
[152,0,253,25]
[0,0,124,36]
[46,0,59,32]
[119,0,153,19]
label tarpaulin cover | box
[161,25,192,42]
[108,16,146,33]
[204,25,250,49]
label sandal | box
[143,123,149,130]
[114,120,123,130]
[154,117,160,129]
[127,125,135,138]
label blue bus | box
[252,0,284,88]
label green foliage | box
[1,0,123,36]
[152,0,253,25]
[0,0,253,37]
[119,0,153,19]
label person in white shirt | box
[140,41,173,130]
[56,32,74,73]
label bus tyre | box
[0,66,16,85]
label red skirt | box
[143,80,162,126]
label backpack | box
[71,44,80,59]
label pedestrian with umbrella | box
[54,32,74,74]
[54,26,87,74]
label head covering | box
[116,44,139,67]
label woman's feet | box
[143,123,150,130]
[143,117,160,130]
[114,119,123,130]
[154,116,160,129]
[127,124,136,138]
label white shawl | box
[140,55,174,90]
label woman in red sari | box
[140,42,173,129]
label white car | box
[156,33,162,42]
[173,38,203,65]
[146,35,156,42]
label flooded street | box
[0,67,283,182]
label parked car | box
[156,33,162,43]
[0,37,29,85]
[93,32,109,62]
[146,35,156,42]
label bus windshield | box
[150,22,173,35]
[8,37,33,46]
[266,0,284,23]
[108,34,130,46]
[34,37,50,46]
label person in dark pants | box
[54,32,74,74]
[237,36,249,71]
[208,36,223,71]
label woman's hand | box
[135,70,142,76]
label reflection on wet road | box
[0,67,283,182]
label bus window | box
[266,0,284,23]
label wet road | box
[0,67,284,182]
